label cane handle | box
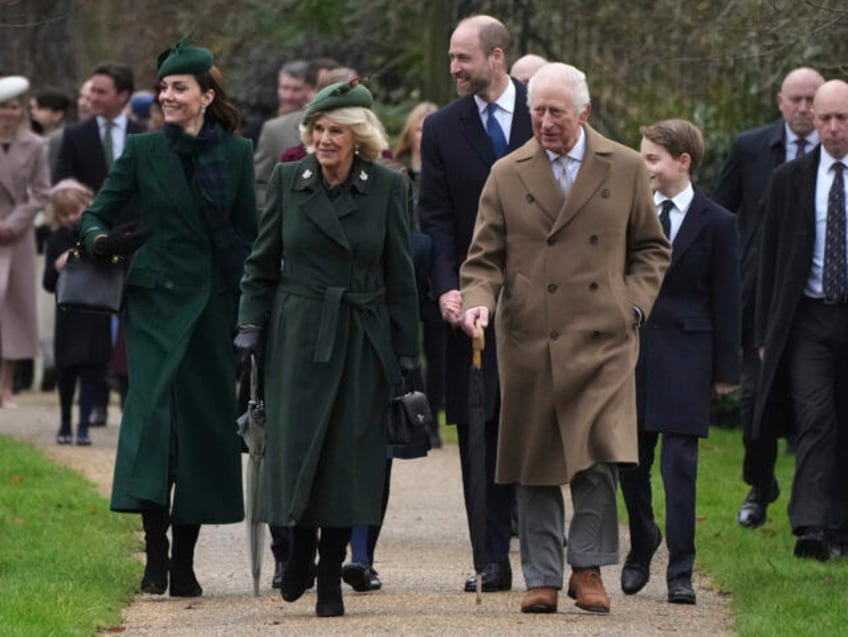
[472,318,485,369]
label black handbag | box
[56,248,125,314]
[386,389,433,459]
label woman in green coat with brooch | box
[235,80,420,617]
[80,39,256,597]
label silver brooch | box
[302,169,312,179]
[359,170,368,181]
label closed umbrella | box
[236,354,266,597]
[467,321,487,605]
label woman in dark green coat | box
[235,80,419,617]
[80,40,256,597]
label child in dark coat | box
[42,179,112,445]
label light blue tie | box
[486,103,508,159]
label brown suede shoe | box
[567,568,610,613]
[520,587,558,613]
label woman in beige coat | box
[0,76,50,407]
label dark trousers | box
[786,299,848,535]
[620,431,699,582]
[350,458,393,566]
[57,363,106,435]
[740,341,779,490]
[456,414,515,565]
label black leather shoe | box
[271,558,285,589]
[369,567,382,591]
[794,529,830,561]
[463,561,512,592]
[737,481,780,528]
[281,561,317,602]
[341,562,374,592]
[621,524,662,595]
[667,577,696,604]
[89,406,107,427]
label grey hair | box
[527,62,591,114]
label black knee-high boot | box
[170,523,202,597]
[281,525,318,602]
[316,527,351,617]
[141,507,170,594]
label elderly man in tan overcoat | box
[461,62,670,616]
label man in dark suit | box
[56,63,146,427]
[621,119,739,606]
[756,79,848,560]
[713,67,824,529]
[419,14,532,592]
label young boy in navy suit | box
[619,119,740,605]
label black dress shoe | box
[463,561,512,592]
[794,529,830,561]
[271,559,285,589]
[369,567,382,591]
[621,524,662,595]
[667,577,696,604]
[737,481,780,528]
[281,560,317,602]
[341,561,374,592]
[89,406,108,427]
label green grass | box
[640,427,848,637]
[0,435,141,637]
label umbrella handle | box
[472,318,485,369]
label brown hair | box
[196,65,241,134]
[639,118,705,173]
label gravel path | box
[1,390,734,636]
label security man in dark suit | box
[755,79,848,560]
[419,14,532,592]
[713,67,824,529]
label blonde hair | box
[300,106,388,161]
[45,181,93,229]
[394,102,438,158]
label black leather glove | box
[233,325,264,363]
[398,356,425,393]
[93,220,148,258]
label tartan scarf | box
[164,122,247,287]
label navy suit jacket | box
[419,79,533,424]
[713,120,786,346]
[56,117,147,190]
[636,189,740,437]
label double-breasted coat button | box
[547,283,557,293]
[589,281,599,291]
[547,236,556,245]
[550,330,560,340]
[526,193,535,203]
[590,235,599,244]
[591,330,601,339]
[601,188,610,198]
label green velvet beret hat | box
[303,79,373,121]
[157,37,214,80]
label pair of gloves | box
[93,220,148,260]
[232,325,424,392]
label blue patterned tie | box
[823,162,846,301]
[486,103,508,159]
[659,200,674,238]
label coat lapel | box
[668,191,708,270]
[293,156,351,251]
[549,125,611,237]
[458,97,496,167]
[145,139,206,237]
[514,139,562,225]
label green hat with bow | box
[157,37,214,79]
[303,78,373,122]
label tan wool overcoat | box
[461,127,671,485]
[0,126,50,359]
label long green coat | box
[80,131,257,524]
[239,155,418,528]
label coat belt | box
[278,274,401,385]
